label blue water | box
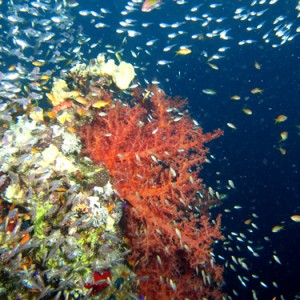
[86,1,300,298]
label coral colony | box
[0,54,223,299]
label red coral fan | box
[80,86,224,299]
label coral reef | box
[0,112,137,298]
[0,53,224,300]
[80,85,224,299]
[69,53,135,90]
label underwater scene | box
[0,0,299,299]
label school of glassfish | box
[0,0,299,299]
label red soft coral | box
[80,86,224,299]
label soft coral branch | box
[80,86,224,299]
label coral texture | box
[80,86,224,299]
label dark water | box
[1,0,300,298]
[77,1,300,298]
[104,2,300,299]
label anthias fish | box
[142,0,162,12]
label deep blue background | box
[1,0,299,298]
[76,1,300,298]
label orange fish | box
[272,225,284,233]
[20,233,30,245]
[290,215,300,222]
[67,126,77,133]
[142,0,162,12]
[8,64,16,71]
[244,219,252,225]
[279,131,288,142]
[76,107,88,117]
[275,115,287,124]
[107,203,115,213]
[47,111,57,119]
[30,148,40,153]
[56,187,67,192]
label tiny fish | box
[175,228,181,240]
[228,180,235,189]
[163,44,177,52]
[202,89,216,95]
[32,60,46,66]
[2,72,20,80]
[176,47,192,55]
[279,131,288,142]
[254,61,261,69]
[278,147,286,155]
[146,39,159,46]
[157,60,173,66]
[251,88,263,94]
[290,215,300,222]
[273,254,281,264]
[230,95,241,101]
[272,225,284,233]
[227,123,237,130]
[275,115,287,124]
[260,281,268,288]
[242,108,252,115]
[142,0,162,12]
[234,205,242,209]
[207,62,219,70]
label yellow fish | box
[41,74,51,81]
[230,95,241,101]
[92,100,110,109]
[275,115,287,124]
[176,47,192,55]
[254,61,261,70]
[32,60,46,67]
[115,52,122,63]
[242,108,252,115]
[272,225,284,233]
[142,0,162,12]
[251,88,263,94]
[74,96,89,105]
[278,147,286,155]
[8,64,16,71]
[279,131,288,142]
[46,93,56,103]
